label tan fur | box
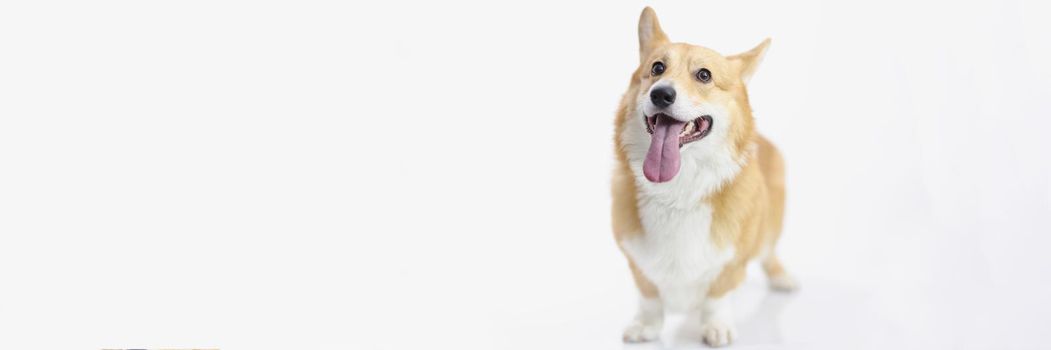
[612,7,789,300]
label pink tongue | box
[643,117,685,183]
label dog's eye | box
[696,68,712,83]
[651,62,665,76]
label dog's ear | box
[729,38,771,83]
[638,7,669,62]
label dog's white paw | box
[769,274,799,292]
[701,320,736,347]
[622,320,661,343]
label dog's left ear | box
[729,38,771,84]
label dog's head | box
[625,7,769,183]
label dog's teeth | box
[681,122,695,136]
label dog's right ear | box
[638,7,669,63]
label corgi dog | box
[612,7,797,347]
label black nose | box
[650,86,676,108]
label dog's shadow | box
[624,289,797,349]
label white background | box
[1,0,1049,349]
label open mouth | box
[641,113,713,183]
[644,113,713,147]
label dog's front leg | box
[623,296,663,342]
[701,264,745,347]
[700,294,736,347]
[622,261,663,342]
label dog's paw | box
[701,320,736,347]
[768,274,799,292]
[622,321,661,343]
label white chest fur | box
[617,112,740,310]
[620,199,734,310]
